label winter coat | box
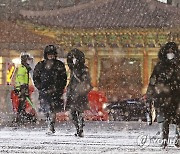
[65,49,93,112]
[146,42,180,124]
[15,63,32,98]
[15,64,31,90]
[33,59,67,113]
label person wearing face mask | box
[146,42,180,148]
[14,52,34,125]
[33,45,67,134]
[167,52,175,60]
[66,48,93,137]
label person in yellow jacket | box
[14,52,33,124]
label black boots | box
[13,112,26,126]
[71,111,84,137]
[175,135,180,147]
[160,122,169,149]
[175,125,180,147]
[161,139,168,149]
[75,127,84,137]
[47,121,55,135]
[46,112,56,135]
[160,122,180,148]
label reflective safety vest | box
[15,64,29,89]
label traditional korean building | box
[0,20,59,115]
[12,0,180,100]
[0,20,59,85]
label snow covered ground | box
[0,121,179,154]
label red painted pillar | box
[92,49,98,89]
[142,51,149,93]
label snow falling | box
[0,0,180,153]
[0,121,179,153]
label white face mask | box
[26,59,32,65]
[167,53,175,60]
[73,58,77,64]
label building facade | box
[0,20,58,85]
[2,0,180,101]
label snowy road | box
[0,121,179,154]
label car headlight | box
[111,109,115,113]
[102,103,109,110]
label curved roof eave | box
[19,0,180,29]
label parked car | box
[103,96,148,121]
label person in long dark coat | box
[146,42,180,148]
[33,45,67,134]
[66,48,92,137]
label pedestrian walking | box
[65,48,93,137]
[14,52,34,125]
[146,42,180,148]
[33,45,67,134]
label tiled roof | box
[0,21,57,49]
[20,0,180,29]
[0,21,56,43]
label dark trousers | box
[71,110,84,133]
[39,93,59,128]
[45,112,56,126]
[17,85,29,122]
[160,120,169,141]
[175,124,180,139]
[160,119,180,141]
[17,95,26,115]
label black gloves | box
[20,84,29,96]
[14,89,20,95]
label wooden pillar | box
[142,51,149,94]
[92,49,98,89]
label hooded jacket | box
[66,49,92,112]
[146,42,180,123]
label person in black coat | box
[146,42,180,148]
[66,48,92,137]
[33,45,67,134]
